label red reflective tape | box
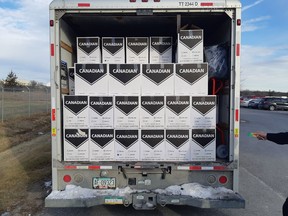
[52,109,56,121]
[189,166,202,170]
[78,3,90,7]
[201,2,213,6]
[50,44,54,56]
[214,166,226,170]
[65,166,77,169]
[236,44,240,56]
[235,109,239,121]
[88,166,101,170]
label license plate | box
[92,177,116,189]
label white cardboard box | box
[140,96,165,129]
[63,95,89,128]
[191,128,216,161]
[165,96,191,129]
[115,129,140,161]
[114,96,139,129]
[150,37,173,63]
[141,64,174,95]
[90,129,115,161]
[102,37,125,64]
[177,30,203,63]
[191,96,216,129]
[77,37,101,63]
[140,129,166,161]
[89,96,114,128]
[165,129,190,161]
[175,63,208,95]
[109,64,141,95]
[75,63,108,95]
[126,37,149,64]
[68,67,75,95]
[64,128,89,161]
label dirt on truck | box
[0,113,51,215]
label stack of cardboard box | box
[63,33,216,162]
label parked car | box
[248,98,261,109]
[258,97,288,111]
[240,98,253,108]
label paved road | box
[40,108,288,216]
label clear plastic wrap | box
[204,44,228,79]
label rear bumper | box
[45,192,245,209]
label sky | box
[0,0,287,92]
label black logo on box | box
[192,129,215,149]
[64,96,88,115]
[179,30,203,50]
[115,130,139,149]
[142,64,174,85]
[90,129,114,149]
[78,37,99,55]
[89,96,113,116]
[115,96,139,116]
[141,130,164,149]
[127,37,148,55]
[109,64,140,85]
[166,130,189,149]
[65,129,89,149]
[175,63,207,85]
[102,38,124,56]
[75,64,107,85]
[192,96,216,116]
[166,96,190,116]
[150,37,172,54]
[141,96,164,116]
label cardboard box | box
[63,95,89,128]
[165,129,190,161]
[175,63,208,95]
[114,96,139,129]
[102,37,125,64]
[191,96,216,129]
[90,129,115,161]
[140,96,165,129]
[141,64,174,95]
[150,37,173,63]
[109,64,141,95]
[75,63,108,95]
[77,37,101,63]
[126,37,149,64]
[89,96,114,128]
[177,30,203,63]
[165,96,190,129]
[64,128,89,161]
[115,129,140,161]
[68,67,75,95]
[140,129,166,161]
[191,128,216,161]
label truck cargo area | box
[47,0,244,209]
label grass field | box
[0,113,51,215]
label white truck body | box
[46,0,244,209]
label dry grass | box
[0,113,51,215]
[0,113,50,153]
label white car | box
[240,99,253,107]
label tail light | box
[63,175,72,183]
[219,175,228,184]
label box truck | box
[46,0,244,210]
